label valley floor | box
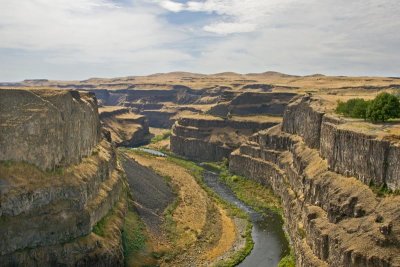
[118,131,293,267]
[120,148,250,266]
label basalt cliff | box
[1,72,400,267]
[99,106,151,147]
[170,92,295,161]
[230,95,400,266]
[0,89,126,266]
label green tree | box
[351,99,370,119]
[335,98,370,119]
[366,92,400,122]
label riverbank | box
[120,148,251,266]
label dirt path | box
[123,151,245,266]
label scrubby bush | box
[335,93,400,122]
[366,92,400,122]
[335,98,370,119]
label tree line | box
[335,92,400,122]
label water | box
[131,147,166,157]
[202,170,289,267]
[132,149,290,266]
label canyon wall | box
[208,92,297,117]
[0,89,100,170]
[230,95,400,266]
[282,95,400,190]
[0,89,126,266]
[171,92,297,161]
[99,106,151,147]
[170,115,281,161]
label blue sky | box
[0,0,399,81]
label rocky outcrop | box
[99,106,151,147]
[142,109,178,128]
[282,95,400,190]
[230,95,400,267]
[170,114,281,161]
[281,94,324,149]
[208,92,297,117]
[0,89,126,266]
[88,87,205,107]
[0,89,100,170]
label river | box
[202,170,290,267]
[132,148,290,266]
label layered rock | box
[99,106,151,147]
[282,95,400,190]
[230,95,400,266]
[171,114,281,161]
[141,109,178,128]
[89,87,204,107]
[0,89,100,170]
[208,92,297,117]
[0,89,126,266]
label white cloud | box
[159,0,184,12]
[159,0,400,76]
[203,22,256,35]
[0,0,188,63]
[159,0,299,34]
[0,0,399,80]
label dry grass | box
[98,106,128,113]
[123,151,246,266]
[6,72,400,93]
[203,206,237,262]
[230,115,282,123]
[124,152,209,249]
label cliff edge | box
[0,89,126,267]
[230,95,400,266]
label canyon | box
[1,72,400,266]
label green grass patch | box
[151,131,171,143]
[369,181,400,197]
[214,221,254,267]
[123,208,147,263]
[92,216,109,237]
[163,196,181,243]
[208,161,283,216]
[278,251,296,267]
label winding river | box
[133,148,290,266]
[202,169,290,267]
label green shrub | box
[335,98,370,119]
[278,252,296,267]
[366,92,400,122]
[335,93,400,122]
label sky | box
[0,0,399,81]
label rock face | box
[208,92,297,117]
[141,109,177,128]
[92,87,203,107]
[170,114,281,161]
[99,106,151,147]
[282,95,400,190]
[0,89,101,170]
[230,95,400,267]
[0,89,126,266]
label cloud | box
[159,0,184,12]
[158,0,299,34]
[0,0,399,80]
[0,0,188,63]
[159,0,400,76]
